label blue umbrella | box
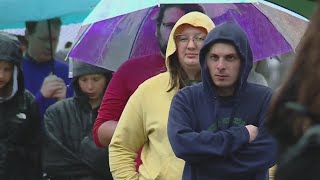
[0,0,100,29]
[0,0,100,74]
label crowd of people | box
[0,1,319,180]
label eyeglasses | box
[174,34,206,47]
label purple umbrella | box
[69,3,308,71]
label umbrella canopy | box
[69,0,309,71]
[0,0,100,29]
[0,0,100,75]
[80,0,312,25]
[267,0,316,19]
[1,24,82,52]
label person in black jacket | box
[43,60,113,180]
[0,32,42,179]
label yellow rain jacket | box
[109,12,215,180]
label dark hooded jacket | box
[275,124,320,180]
[167,23,277,180]
[43,61,113,180]
[0,32,42,179]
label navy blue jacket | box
[22,55,73,119]
[167,23,277,180]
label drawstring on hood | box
[165,11,215,90]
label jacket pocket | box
[154,157,184,180]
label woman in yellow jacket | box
[109,12,215,180]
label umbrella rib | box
[253,3,294,52]
[72,24,92,56]
[98,15,126,63]
[128,7,155,58]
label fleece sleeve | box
[211,91,277,174]
[109,87,147,180]
[93,64,131,147]
[34,69,73,121]
[168,90,250,162]
[168,89,277,174]
[217,121,277,174]
[35,92,54,121]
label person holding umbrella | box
[109,11,215,179]
[0,32,42,179]
[93,4,205,168]
[93,3,204,145]
[23,18,73,119]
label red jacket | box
[93,53,165,168]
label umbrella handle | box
[47,20,55,75]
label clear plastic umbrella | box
[69,0,309,71]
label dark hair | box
[167,52,187,92]
[267,4,320,149]
[74,71,113,100]
[15,35,27,46]
[25,18,62,35]
[205,39,242,59]
[155,4,205,29]
[65,41,72,49]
